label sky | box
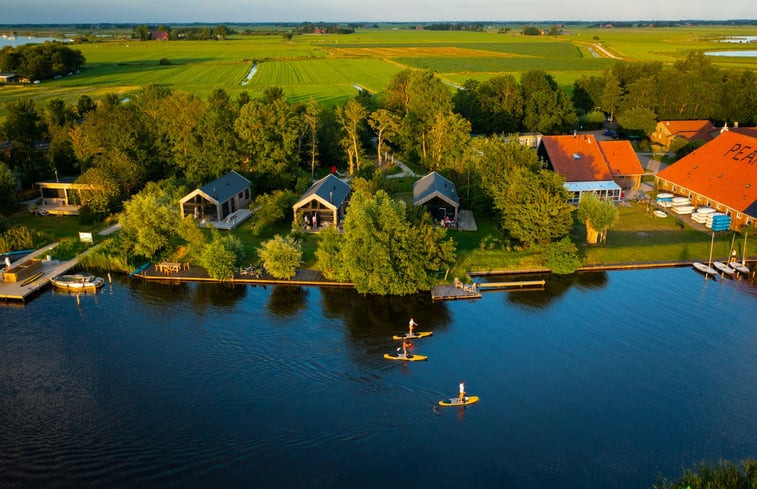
[1,0,755,24]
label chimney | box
[329,191,333,203]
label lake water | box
[0,35,70,48]
[706,50,757,58]
[1,268,756,488]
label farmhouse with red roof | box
[538,134,644,204]
[655,131,757,230]
[651,120,716,150]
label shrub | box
[251,189,297,237]
[200,232,245,280]
[259,234,303,279]
[0,226,35,253]
[159,58,171,65]
[544,237,581,275]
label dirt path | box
[591,43,622,60]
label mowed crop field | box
[1,25,756,118]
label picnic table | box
[156,262,182,274]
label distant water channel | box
[1,268,756,488]
[0,36,70,48]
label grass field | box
[1,25,756,117]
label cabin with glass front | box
[292,174,351,230]
[179,171,252,225]
[413,171,459,222]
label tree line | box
[572,50,757,133]
[0,42,85,81]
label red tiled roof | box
[656,131,757,214]
[541,134,612,182]
[659,120,716,141]
[598,140,645,176]
[542,134,612,182]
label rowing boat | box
[50,274,104,292]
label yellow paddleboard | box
[384,353,428,361]
[438,395,479,407]
[391,331,433,341]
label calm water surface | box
[1,268,756,488]
[0,36,70,48]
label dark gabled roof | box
[198,171,250,204]
[294,173,351,210]
[413,172,459,207]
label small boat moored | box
[50,273,104,292]
[692,262,719,279]
[712,261,735,278]
[729,261,750,275]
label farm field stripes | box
[327,41,586,58]
[75,39,324,64]
[2,26,756,118]
[246,58,402,93]
[396,55,613,73]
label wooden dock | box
[0,243,87,302]
[137,264,354,288]
[430,284,482,301]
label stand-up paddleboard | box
[438,396,479,407]
[391,331,433,340]
[384,352,428,361]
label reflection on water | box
[0,268,755,489]
[320,287,452,340]
[267,285,309,317]
[502,271,609,309]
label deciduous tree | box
[259,234,303,279]
[577,192,619,244]
[501,168,574,247]
[336,99,368,175]
[368,108,400,165]
[326,190,455,295]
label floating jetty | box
[476,280,546,290]
[431,284,482,301]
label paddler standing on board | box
[397,338,413,358]
[458,381,466,404]
[408,318,417,336]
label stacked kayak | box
[706,213,731,231]
[691,207,716,224]
[656,193,674,208]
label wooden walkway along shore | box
[137,264,354,288]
